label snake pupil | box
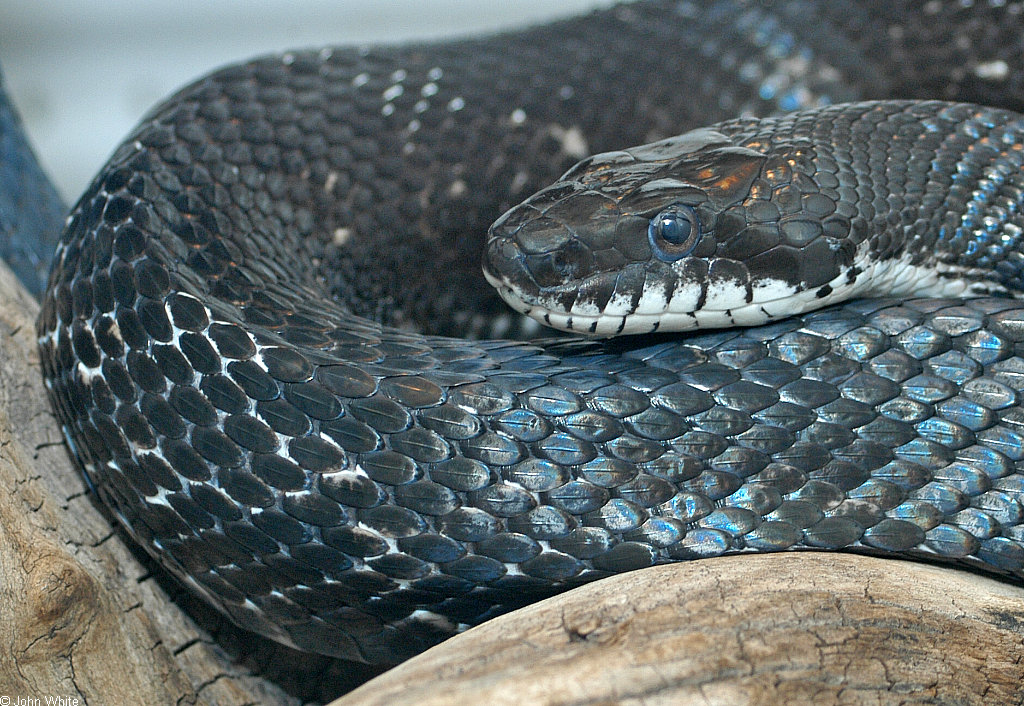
[648,203,701,261]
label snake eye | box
[648,203,701,261]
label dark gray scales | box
[32,0,1024,666]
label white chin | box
[527,307,774,336]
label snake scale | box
[34,1,1024,665]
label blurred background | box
[0,1,607,203]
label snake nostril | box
[483,237,522,278]
[553,250,578,278]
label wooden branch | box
[335,553,1024,706]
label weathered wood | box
[335,553,1024,706]
[0,265,190,701]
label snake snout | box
[485,181,607,292]
[484,210,590,295]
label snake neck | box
[724,101,1024,300]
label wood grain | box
[335,553,1024,706]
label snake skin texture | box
[483,101,1024,335]
[35,1,1024,664]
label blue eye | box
[648,204,701,261]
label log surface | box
[336,553,1024,706]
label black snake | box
[33,1,1024,665]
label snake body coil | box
[37,1,1024,664]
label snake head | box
[484,124,855,336]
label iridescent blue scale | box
[949,123,1024,274]
[926,524,979,557]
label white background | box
[0,1,608,202]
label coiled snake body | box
[36,1,1024,664]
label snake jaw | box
[484,222,806,336]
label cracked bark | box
[335,553,1024,706]
[2,251,1024,705]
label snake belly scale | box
[36,1,1024,664]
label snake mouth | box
[485,196,805,336]
[486,231,1006,336]
[484,228,805,336]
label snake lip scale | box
[35,0,1024,665]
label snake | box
[32,0,1024,666]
